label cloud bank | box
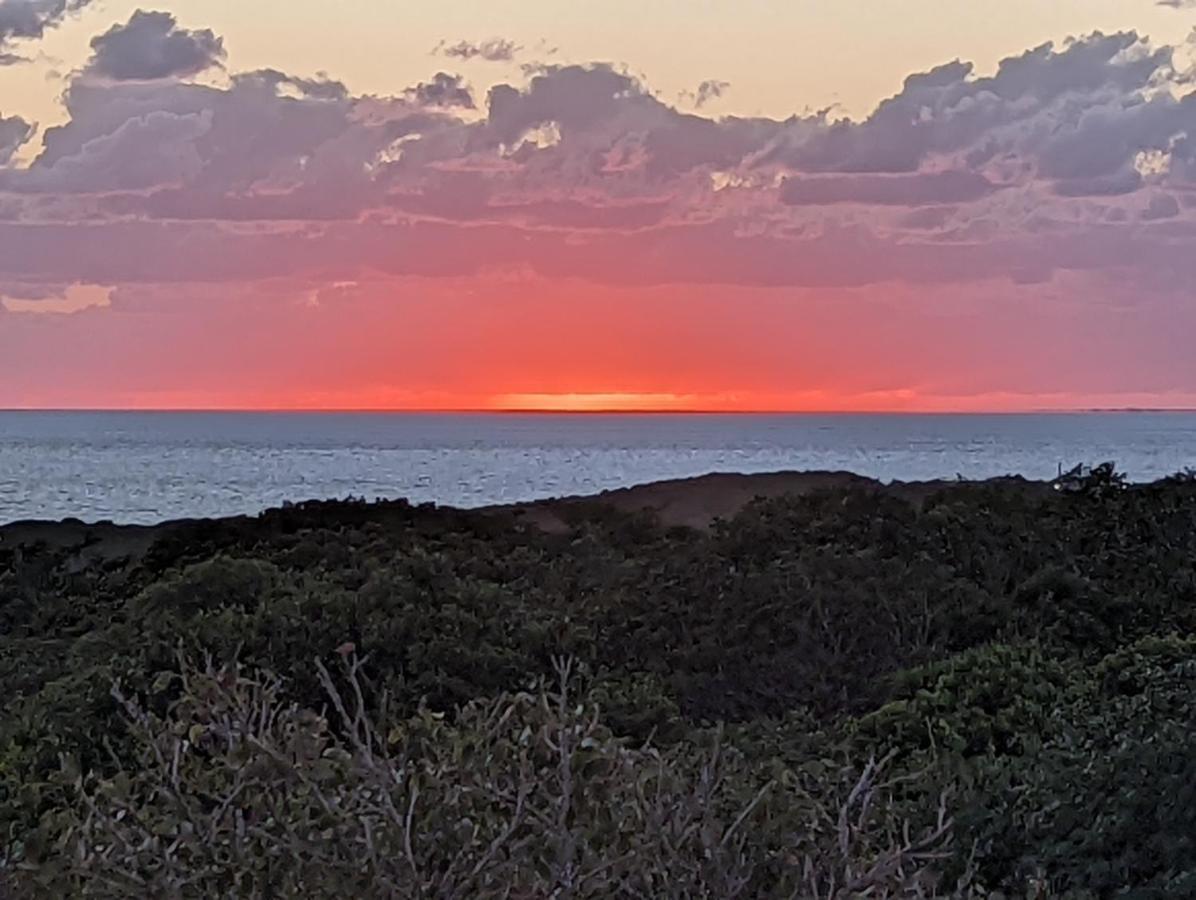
[1,13,1194,408]
[3,31,1192,286]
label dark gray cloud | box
[477,63,801,182]
[484,64,652,145]
[0,0,92,62]
[897,206,958,230]
[767,32,1175,178]
[436,37,519,62]
[9,33,1192,215]
[0,29,1193,297]
[780,170,998,206]
[1142,192,1181,220]
[1157,0,1196,7]
[406,71,474,108]
[232,68,349,101]
[11,73,370,199]
[0,113,34,164]
[684,78,727,107]
[86,10,225,81]
[19,109,210,191]
[3,212,1196,294]
[1053,167,1144,197]
[1036,93,1194,186]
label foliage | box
[963,635,1196,895]
[3,469,1196,894]
[1052,461,1128,499]
[13,655,972,899]
[853,642,1072,758]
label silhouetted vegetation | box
[3,466,1196,896]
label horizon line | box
[4,406,1196,416]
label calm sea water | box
[1,411,1194,525]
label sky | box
[1,0,1196,411]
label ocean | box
[1,411,1194,525]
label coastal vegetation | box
[3,467,1196,896]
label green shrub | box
[14,655,976,899]
[854,643,1072,758]
[5,474,1196,895]
[960,635,1196,894]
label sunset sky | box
[2,0,1196,410]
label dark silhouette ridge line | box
[0,469,1053,543]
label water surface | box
[1,411,1193,524]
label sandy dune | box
[497,470,1040,531]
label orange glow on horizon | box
[488,390,926,412]
[492,393,715,412]
[18,388,1196,414]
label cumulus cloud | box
[0,0,92,62]
[85,10,225,81]
[0,113,34,164]
[436,37,519,62]
[483,64,658,146]
[18,109,211,191]
[0,27,1191,300]
[4,70,379,205]
[766,32,1177,182]
[406,72,474,109]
